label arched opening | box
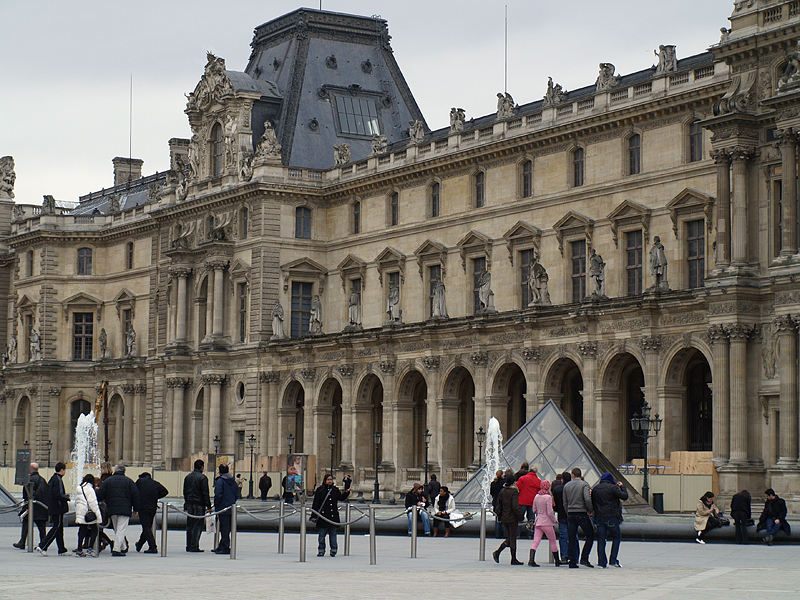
[354,374,383,471]
[624,363,646,461]
[441,367,474,472]
[663,347,713,456]
[294,390,305,454]
[317,378,344,473]
[193,389,204,454]
[544,358,583,430]
[108,394,124,462]
[14,396,31,453]
[686,360,712,451]
[70,399,91,451]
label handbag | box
[81,485,98,523]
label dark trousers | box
[260,490,268,501]
[77,524,97,549]
[185,504,205,551]
[502,521,518,552]
[698,518,721,539]
[137,510,157,551]
[567,513,594,566]
[733,517,748,544]
[19,519,47,546]
[595,516,621,567]
[318,524,338,554]
[41,513,67,553]
[217,513,231,552]
[519,505,534,538]
[558,519,568,559]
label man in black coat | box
[591,472,628,568]
[36,462,71,556]
[14,462,49,549]
[97,464,141,556]
[758,488,791,545]
[134,472,168,553]
[258,471,272,501]
[183,459,211,552]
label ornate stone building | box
[4,3,800,505]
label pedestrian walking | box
[730,489,751,545]
[552,471,571,562]
[97,464,140,556]
[36,462,71,556]
[758,488,791,545]
[516,466,541,539]
[694,491,721,544]
[135,472,168,553]
[528,479,560,567]
[490,470,505,539]
[592,472,627,568]
[14,462,48,550]
[564,467,594,568]
[258,471,272,501]
[311,473,351,556]
[74,474,100,557]
[492,474,524,565]
[183,459,212,552]
[213,463,240,554]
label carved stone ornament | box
[595,63,621,91]
[185,53,234,112]
[449,108,466,133]
[778,41,800,92]
[147,182,162,204]
[334,143,351,166]
[49,387,61,397]
[371,134,388,155]
[0,156,16,199]
[336,364,354,378]
[543,77,566,107]
[201,374,227,386]
[713,72,757,116]
[361,60,372,74]
[260,371,280,384]
[578,341,597,357]
[255,121,282,160]
[422,356,441,370]
[300,368,316,381]
[408,120,425,144]
[326,55,337,69]
[496,92,515,119]
[654,45,677,75]
[522,347,541,362]
[470,351,489,366]
[42,194,56,215]
[727,323,756,341]
[761,321,778,380]
[639,335,662,352]
[379,360,395,374]
[166,377,192,388]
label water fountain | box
[70,412,99,491]
[480,416,506,507]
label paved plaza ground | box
[1,525,799,599]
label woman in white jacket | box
[434,486,457,537]
[74,474,101,557]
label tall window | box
[238,283,247,343]
[429,264,441,318]
[211,123,223,177]
[571,240,586,302]
[475,172,485,208]
[290,281,313,338]
[77,248,92,275]
[687,219,705,289]
[686,362,712,451]
[390,192,399,226]
[353,201,361,234]
[521,160,532,198]
[122,309,132,341]
[573,148,584,187]
[520,249,534,307]
[628,134,641,175]
[689,121,703,163]
[27,250,34,277]
[126,242,134,270]
[473,257,486,313]
[333,95,381,136]
[295,206,311,239]
[73,312,93,361]
[240,208,248,239]
[430,183,440,217]
[626,230,643,296]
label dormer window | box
[333,94,381,137]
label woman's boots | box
[492,541,507,563]
[528,549,539,567]
[432,527,438,537]
[510,548,523,565]
[553,551,562,566]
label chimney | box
[112,157,144,186]
[168,138,190,171]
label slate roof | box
[69,172,166,216]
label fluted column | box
[777,129,798,258]
[711,149,731,268]
[167,278,177,344]
[259,372,278,456]
[730,147,754,266]
[172,268,190,343]
[203,374,226,454]
[708,325,730,466]
[728,323,754,465]
[776,315,799,467]
[203,268,214,342]
[211,261,227,337]
[639,336,663,458]
[168,377,191,461]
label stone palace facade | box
[3,1,800,503]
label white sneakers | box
[695,537,705,544]
[34,546,47,556]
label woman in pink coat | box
[529,479,561,567]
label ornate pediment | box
[414,240,448,278]
[185,53,235,114]
[502,221,542,265]
[607,200,651,248]
[113,288,136,319]
[62,292,103,322]
[553,211,594,256]
[666,188,714,237]
[337,254,367,291]
[280,257,327,293]
[374,247,407,285]
[229,258,251,288]
[456,230,493,272]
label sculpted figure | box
[255,121,282,158]
[271,302,286,340]
[477,270,492,313]
[371,134,388,155]
[654,45,677,74]
[588,249,606,297]
[42,194,56,215]
[386,284,401,323]
[348,286,362,328]
[239,152,254,182]
[544,77,566,106]
[719,28,730,44]
[595,63,621,91]
[649,236,669,290]
[0,156,16,199]
[496,92,515,118]
[187,133,200,180]
[125,326,136,357]
[12,205,24,221]
[174,154,188,202]
[527,255,551,306]
[108,194,121,214]
[409,120,425,144]
[99,328,109,359]
[779,41,800,88]
[309,295,323,334]
[4,334,17,365]
[29,328,41,362]
[431,279,448,319]
[449,108,465,133]
[762,322,777,380]
[333,143,351,166]
[224,114,238,167]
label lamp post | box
[213,435,220,455]
[246,433,256,499]
[629,400,662,503]
[46,440,53,468]
[24,440,29,449]
[287,433,294,457]
[373,430,382,504]
[423,429,432,502]
[328,432,336,477]
[476,427,486,467]
[2,440,7,467]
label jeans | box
[567,513,594,565]
[520,505,534,538]
[41,513,67,553]
[765,517,782,538]
[110,515,130,552]
[137,510,157,551]
[185,503,205,551]
[407,508,431,535]
[217,513,231,552]
[558,520,568,559]
[318,524,338,554]
[595,516,621,567]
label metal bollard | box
[27,496,34,552]
[410,508,418,558]
[299,506,307,562]
[479,507,486,561]
[278,501,285,554]
[160,502,168,557]
[214,514,220,552]
[230,505,237,560]
[369,507,376,565]
[344,504,351,556]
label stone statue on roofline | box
[654,45,677,74]
[449,108,465,133]
[595,63,621,91]
[496,92,515,119]
[543,78,566,106]
[255,120,282,160]
[0,156,16,199]
[409,120,425,144]
[333,143,351,166]
[371,134,388,155]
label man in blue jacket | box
[591,472,628,568]
[213,463,240,554]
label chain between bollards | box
[278,501,285,554]
[369,507,376,565]
[410,507,418,558]
[344,503,351,556]
[160,501,168,557]
[479,506,486,561]
[299,505,307,562]
[230,504,237,560]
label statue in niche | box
[477,270,495,313]
[431,279,448,320]
[271,302,286,340]
[224,114,238,167]
[449,108,466,133]
[187,133,200,180]
[333,143,351,166]
[239,152,254,182]
[348,286,362,329]
[0,156,16,199]
[99,328,109,359]
[543,78,566,106]
[386,283,401,323]
[588,249,607,298]
[371,134,388,155]
[255,120,282,159]
[4,334,17,366]
[310,295,323,335]
[125,326,136,357]
[595,63,621,91]
[42,194,56,215]
[174,154,188,202]
[496,92,515,118]
[779,40,800,90]
[654,45,677,74]
[527,254,551,306]
[762,322,777,380]
[408,120,425,144]
[649,236,669,291]
[29,328,41,362]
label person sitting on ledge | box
[758,488,791,545]
[405,483,431,536]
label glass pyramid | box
[455,399,651,512]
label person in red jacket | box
[515,465,542,539]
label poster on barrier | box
[286,454,304,493]
[215,454,235,479]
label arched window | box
[126,241,134,270]
[211,123,223,177]
[430,182,440,217]
[295,206,312,239]
[628,134,641,175]
[475,171,485,208]
[521,160,532,198]
[352,201,361,234]
[573,148,584,187]
[689,121,703,163]
[77,248,92,275]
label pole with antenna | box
[129,74,133,184]
[504,5,508,93]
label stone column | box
[168,377,190,462]
[211,261,227,337]
[133,384,146,463]
[167,278,177,345]
[436,398,461,478]
[711,149,731,269]
[775,315,799,467]
[578,342,598,441]
[122,384,135,463]
[777,129,798,259]
[728,323,753,465]
[259,372,278,456]
[708,325,730,466]
[203,268,214,342]
[730,147,754,266]
[639,336,663,458]
[173,269,190,342]
[203,374,226,454]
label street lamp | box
[246,433,256,499]
[24,440,29,449]
[2,440,7,467]
[476,427,486,467]
[287,433,294,457]
[630,400,662,503]
[46,440,53,468]
[328,432,336,477]
[373,430,382,504]
[423,429,432,502]
[213,435,220,455]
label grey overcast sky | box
[5,0,734,205]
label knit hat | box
[600,472,615,484]
[537,479,551,495]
